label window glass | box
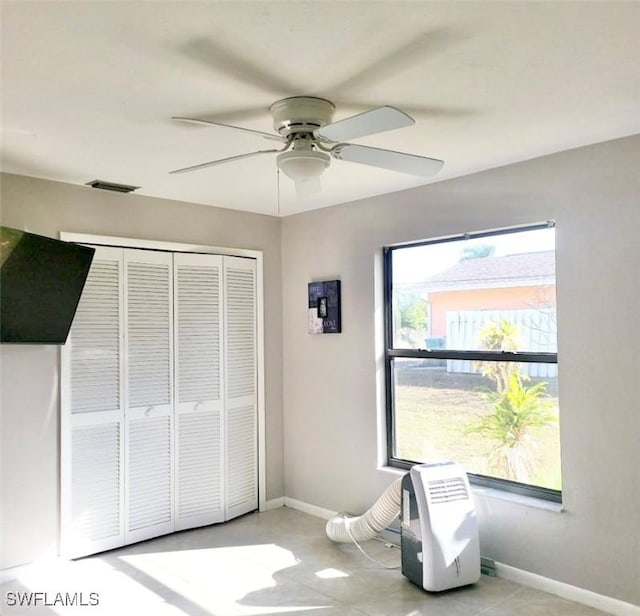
[392,228,557,352]
[386,224,561,497]
[392,358,561,490]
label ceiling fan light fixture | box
[276,149,330,182]
[171,97,445,191]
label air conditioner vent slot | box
[86,180,140,193]
[427,477,469,504]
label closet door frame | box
[61,232,267,519]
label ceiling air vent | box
[86,180,140,193]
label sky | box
[393,226,556,283]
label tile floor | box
[1,507,610,615]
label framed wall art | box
[308,280,341,334]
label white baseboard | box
[495,562,640,616]
[283,497,337,521]
[263,497,285,511]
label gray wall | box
[0,174,284,569]
[281,135,640,605]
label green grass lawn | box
[394,366,562,490]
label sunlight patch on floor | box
[314,568,350,579]
[116,544,330,615]
[5,543,333,615]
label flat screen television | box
[1,227,95,344]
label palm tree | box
[468,321,557,482]
[474,320,520,394]
[468,372,556,482]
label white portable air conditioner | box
[401,461,480,591]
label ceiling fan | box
[170,96,444,194]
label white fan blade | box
[314,106,414,142]
[172,116,285,142]
[169,149,279,175]
[332,144,443,177]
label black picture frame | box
[308,280,341,334]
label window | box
[384,223,561,501]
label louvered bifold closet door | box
[124,249,175,544]
[173,253,225,530]
[61,246,125,558]
[223,256,258,520]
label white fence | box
[446,309,557,378]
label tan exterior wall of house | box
[429,284,556,338]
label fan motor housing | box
[270,96,335,138]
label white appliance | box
[401,462,480,591]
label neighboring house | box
[424,251,556,340]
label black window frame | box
[383,222,561,503]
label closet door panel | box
[61,246,125,558]
[69,416,122,555]
[224,257,258,520]
[124,249,174,544]
[127,414,172,534]
[63,243,261,557]
[126,252,173,411]
[174,253,225,530]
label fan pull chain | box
[277,167,281,216]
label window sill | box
[378,465,409,479]
[471,485,564,512]
[379,466,563,513]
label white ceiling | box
[1,2,639,217]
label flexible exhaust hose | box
[325,477,403,543]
